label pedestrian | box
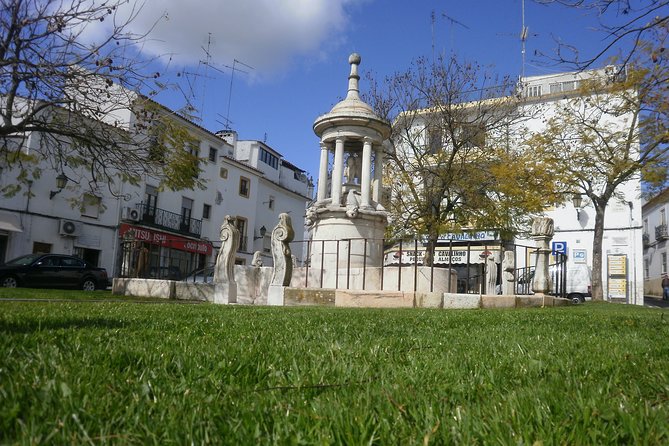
[662,273,669,300]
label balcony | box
[136,203,202,237]
[655,224,668,241]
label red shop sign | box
[120,224,213,255]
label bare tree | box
[536,0,669,68]
[0,0,199,197]
[366,55,562,265]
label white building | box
[0,100,313,282]
[520,69,643,305]
[391,68,644,304]
[641,188,669,297]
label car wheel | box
[81,278,97,291]
[568,293,584,304]
[1,276,18,288]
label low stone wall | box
[280,288,571,309]
[112,278,175,299]
[113,275,571,309]
[291,266,458,293]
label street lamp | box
[254,225,267,240]
[572,193,583,220]
[49,173,68,199]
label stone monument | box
[268,213,295,305]
[531,217,554,296]
[213,215,240,304]
[308,53,391,271]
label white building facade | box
[0,103,312,282]
[641,188,669,297]
[392,68,644,304]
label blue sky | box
[115,0,630,180]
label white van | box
[564,264,592,303]
[515,264,592,303]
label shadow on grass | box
[0,317,127,334]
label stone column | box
[360,138,373,208]
[531,217,554,296]
[316,142,329,203]
[372,146,384,203]
[331,138,345,207]
[213,215,240,304]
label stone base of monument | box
[214,282,237,304]
[267,284,285,306]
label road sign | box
[552,241,567,256]
[572,249,587,263]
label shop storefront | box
[118,223,213,280]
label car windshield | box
[3,254,43,266]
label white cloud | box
[116,0,364,79]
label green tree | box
[367,55,561,265]
[0,0,201,197]
[528,30,669,299]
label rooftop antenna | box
[225,59,254,130]
[430,10,435,63]
[441,12,470,53]
[521,0,527,79]
[198,32,214,121]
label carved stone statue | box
[486,251,501,295]
[270,213,295,286]
[344,153,361,184]
[251,251,263,267]
[502,250,516,295]
[214,215,240,284]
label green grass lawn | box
[0,295,668,445]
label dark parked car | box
[0,253,109,291]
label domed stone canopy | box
[313,53,390,139]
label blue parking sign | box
[552,241,567,256]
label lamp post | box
[572,193,583,220]
[49,173,68,199]
[254,225,267,240]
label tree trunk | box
[591,203,607,301]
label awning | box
[0,211,23,232]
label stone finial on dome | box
[346,52,361,100]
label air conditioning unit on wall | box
[59,219,81,237]
[122,207,140,221]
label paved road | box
[644,296,669,309]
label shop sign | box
[385,247,497,265]
[120,224,212,255]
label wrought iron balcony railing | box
[655,224,668,241]
[135,203,202,237]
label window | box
[33,242,52,254]
[663,253,667,274]
[662,209,667,226]
[181,197,193,232]
[239,176,250,198]
[81,193,101,218]
[644,218,649,234]
[235,217,247,252]
[208,147,218,163]
[259,147,279,169]
[219,167,228,179]
[461,123,486,148]
[527,85,542,97]
[202,203,211,220]
[144,185,158,221]
[427,127,443,154]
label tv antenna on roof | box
[437,11,470,56]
